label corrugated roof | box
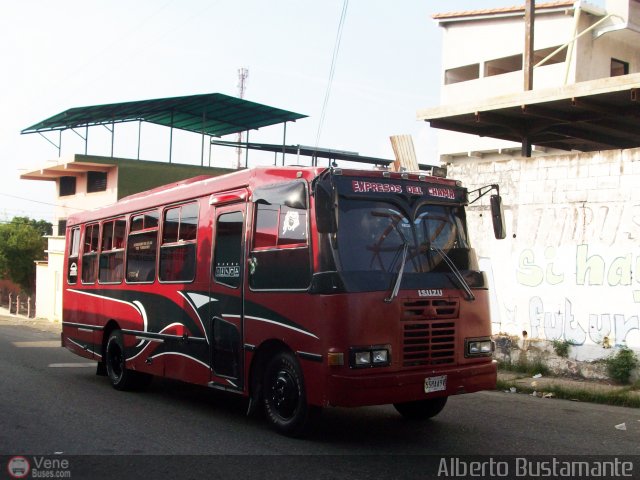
[21,93,307,137]
[433,1,575,20]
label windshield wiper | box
[430,245,475,301]
[384,242,409,303]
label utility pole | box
[236,67,249,169]
[522,0,535,158]
[524,0,535,91]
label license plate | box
[424,375,447,393]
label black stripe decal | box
[63,322,104,331]
[296,351,323,363]
[121,329,208,344]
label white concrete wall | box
[449,147,640,361]
[34,236,65,321]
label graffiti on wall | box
[514,245,640,347]
[516,204,640,248]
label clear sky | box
[0,0,521,222]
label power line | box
[315,0,349,152]
[0,193,86,211]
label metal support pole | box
[522,135,532,158]
[111,122,115,157]
[169,110,174,164]
[524,0,535,91]
[282,122,287,166]
[85,125,89,155]
[208,137,212,167]
[201,111,206,167]
[137,121,142,160]
[38,132,62,155]
[245,131,250,169]
[59,130,62,157]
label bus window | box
[159,202,198,282]
[67,227,80,284]
[126,211,158,283]
[81,223,99,284]
[249,202,310,290]
[99,218,126,284]
[213,211,243,288]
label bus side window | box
[126,211,159,283]
[81,223,99,284]
[67,227,80,285]
[250,202,311,290]
[159,202,198,282]
[99,218,126,284]
[213,211,243,289]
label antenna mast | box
[236,67,249,169]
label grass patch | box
[551,339,572,358]
[605,347,639,384]
[497,356,550,377]
[496,379,640,409]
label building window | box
[484,54,522,77]
[87,171,107,193]
[611,58,629,77]
[444,63,480,85]
[533,46,566,67]
[59,176,76,196]
[57,219,67,237]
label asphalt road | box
[1,319,639,479]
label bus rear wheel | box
[105,330,151,391]
[262,351,319,437]
[393,397,448,420]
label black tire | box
[393,396,448,420]
[105,330,152,391]
[263,351,320,437]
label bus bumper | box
[325,360,497,407]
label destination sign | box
[345,178,465,203]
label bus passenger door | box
[209,205,245,389]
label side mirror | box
[490,194,506,240]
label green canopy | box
[22,92,307,137]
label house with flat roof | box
[432,0,640,161]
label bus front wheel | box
[262,351,319,437]
[393,397,448,420]
[105,330,151,391]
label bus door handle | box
[248,256,258,275]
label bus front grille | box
[401,299,457,367]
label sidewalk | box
[498,370,640,402]
[0,307,62,334]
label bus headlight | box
[354,351,372,366]
[465,337,494,357]
[350,345,391,368]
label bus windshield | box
[337,199,470,274]
[326,188,485,293]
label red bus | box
[62,166,505,436]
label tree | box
[0,217,51,295]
